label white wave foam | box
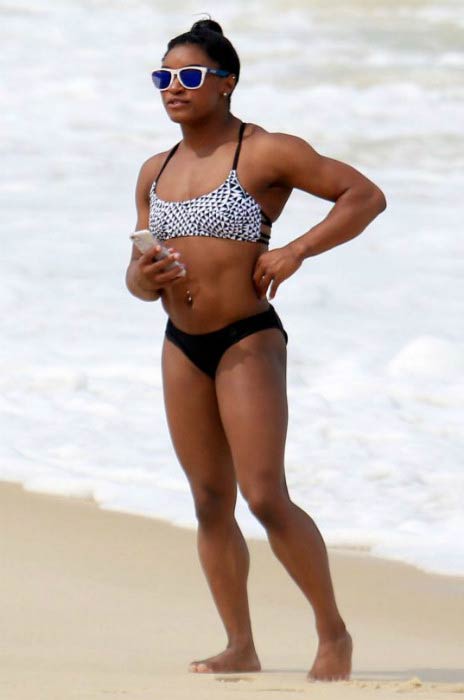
[388,336,464,379]
[1,0,463,577]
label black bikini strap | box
[156,142,180,183]
[232,122,273,229]
[260,210,273,227]
[232,122,246,171]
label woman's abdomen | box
[160,237,269,333]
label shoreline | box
[5,477,462,581]
[2,479,464,699]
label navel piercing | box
[223,92,228,97]
[185,289,193,305]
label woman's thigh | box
[162,338,236,503]
[214,328,289,500]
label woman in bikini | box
[126,19,386,681]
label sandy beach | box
[1,479,463,699]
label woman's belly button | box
[162,282,267,332]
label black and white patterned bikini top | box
[149,122,272,246]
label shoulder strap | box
[156,142,180,183]
[232,122,246,171]
[260,210,273,227]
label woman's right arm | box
[125,157,183,302]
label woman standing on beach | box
[126,19,386,681]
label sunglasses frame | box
[151,65,231,91]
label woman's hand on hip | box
[253,244,303,299]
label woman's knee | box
[244,485,290,529]
[192,483,235,527]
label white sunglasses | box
[151,65,231,91]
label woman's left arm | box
[253,134,387,299]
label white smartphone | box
[130,229,186,276]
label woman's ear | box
[224,74,236,97]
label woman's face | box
[159,44,234,124]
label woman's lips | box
[167,99,189,108]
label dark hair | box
[165,19,240,84]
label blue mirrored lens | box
[179,68,203,88]
[152,70,171,90]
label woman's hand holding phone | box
[127,230,186,301]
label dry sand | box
[1,480,463,699]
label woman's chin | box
[166,112,202,126]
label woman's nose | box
[169,76,184,91]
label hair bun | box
[191,19,223,36]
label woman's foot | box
[189,645,261,674]
[308,630,353,681]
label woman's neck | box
[179,112,240,154]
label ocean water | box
[1,0,463,577]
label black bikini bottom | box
[165,305,288,379]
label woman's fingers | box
[257,271,274,299]
[155,267,185,284]
[253,245,303,299]
[268,278,280,299]
[140,244,162,263]
[141,245,181,267]
[152,255,185,280]
[139,249,185,288]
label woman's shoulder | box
[244,123,313,157]
[138,149,170,181]
[136,148,173,196]
[242,123,316,171]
